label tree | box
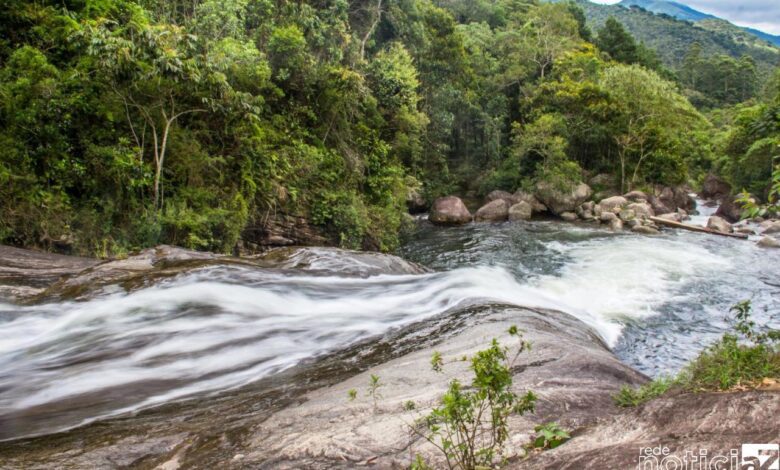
[596,17,639,64]
[601,64,703,191]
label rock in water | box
[599,196,628,213]
[758,236,780,249]
[513,190,547,213]
[535,182,592,215]
[627,202,654,219]
[700,173,732,201]
[632,225,660,235]
[560,212,578,222]
[600,211,617,222]
[475,199,509,222]
[707,215,733,233]
[761,220,780,235]
[714,196,743,223]
[508,201,533,221]
[609,217,624,231]
[429,196,472,225]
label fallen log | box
[649,216,749,239]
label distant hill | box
[618,0,780,47]
[617,0,714,22]
[574,0,779,75]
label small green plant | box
[614,377,675,407]
[737,158,780,219]
[403,400,416,411]
[410,326,537,470]
[367,374,383,410]
[347,388,357,401]
[531,422,571,450]
[431,351,443,372]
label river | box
[0,200,778,442]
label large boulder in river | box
[714,196,743,223]
[508,201,533,221]
[758,236,780,249]
[700,173,732,201]
[429,196,472,225]
[475,199,509,222]
[647,195,673,216]
[513,190,547,213]
[655,186,695,213]
[707,215,733,233]
[535,182,592,215]
[599,196,627,213]
[760,220,780,235]
[627,202,654,219]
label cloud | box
[588,0,780,35]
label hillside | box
[576,0,779,74]
[618,0,780,47]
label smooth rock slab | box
[508,201,533,221]
[475,199,509,222]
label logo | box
[742,444,779,470]
[636,444,779,469]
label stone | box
[700,173,732,201]
[648,195,672,216]
[757,236,780,249]
[657,212,682,222]
[508,201,533,221]
[609,217,623,231]
[736,226,756,235]
[429,196,472,225]
[599,211,617,222]
[513,190,547,213]
[714,196,743,223]
[632,225,660,235]
[707,215,733,233]
[599,196,628,213]
[618,209,636,222]
[535,182,592,215]
[655,186,695,212]
[627,202,654,219]
[623,190,648,202]
[485,190,516,205]
[588,173,614,188]
[761,220,780,235]
[560,212,578,222]
[475,199,509,222]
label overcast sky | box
[591,0,780,35]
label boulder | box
[648,195,672,216]
[485,190,516,205]
[429,196,472,225]
[588,173,614,189]
[475,199,509,222]
[656,186,695,212]
[707,215,733,233]
[609,217,623,231]
[761,220,780,235]
[627,202,654,219]
[599,211,617,222]
[632,225,660,235]
[513,190,547,213]
[508,201,533,221]
[700,173,732,201]
[623,190,648,202]
[618,209,636,222]
[714,196,743,223]
[535,182,592,215]
[657,212,682,222]
[560,212,578,222]
[735,226,756,235]
[757,236,780,249]
[599,196,628,213]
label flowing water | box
[0,202,778,442]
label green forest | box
[1,0,779,257]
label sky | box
[590,0,780,35]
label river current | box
[0,201,778,441]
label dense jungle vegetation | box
[1,0,778,256]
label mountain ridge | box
[617,0,780,46]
